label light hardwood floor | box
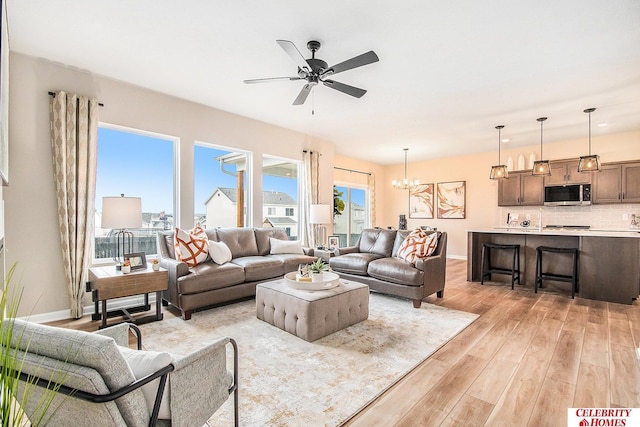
[49,259,640,426]
[344,259,640,427]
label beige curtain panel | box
[301,150,320,247]
[50,91,99,318]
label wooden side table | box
[87,264,168,328]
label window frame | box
[93,122,179,265]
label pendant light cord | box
[583,107,596,156]
[404,148,408,180]
[537,117,547,158]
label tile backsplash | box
[496,204,640,230]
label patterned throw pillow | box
[174,227,209,266]
[397,229,439,264]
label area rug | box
[138,293,478,426]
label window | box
[95,125,175,261]
[195,143,250,229]
[262,156,299,239]
[333,185,367,246]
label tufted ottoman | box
[256,278,369,342]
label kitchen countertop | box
[468,228,640,238]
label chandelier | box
[392,148,419,190]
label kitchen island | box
[467,228,640,304]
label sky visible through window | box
[97,128,300,216]
[96,127,174,214]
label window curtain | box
[301,150,320,247]
[368,173,376,226]
[50,91,99,318]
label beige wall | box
[337,131,640,258]
[7,52,640,318]
[6,53,335,317]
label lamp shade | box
[101,196,142,229]
[578,154,600,172]
[309,204,331,224]
[490,165,509,179]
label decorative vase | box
[399,214,407,230]
[121,265,131,274]
[152,263,160,271]
[311,272,324,282]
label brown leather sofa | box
[157,227,316,319]
[329,228,447,308]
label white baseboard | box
[447,254,467,260]
[20,294,159,324]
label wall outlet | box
[636,347,640,359]
[623,213,629,221]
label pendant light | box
[578,107,601,172]
[490,125,508,179]
[532,117,551,176]
[392,148,419,190]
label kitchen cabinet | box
[544,159,590,186]
[498,171,544,206]
[593,161,640,204]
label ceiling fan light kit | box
[578,107,601,173]
[244,39,379,105]
[490,125,509,180]
[532,117,551,176]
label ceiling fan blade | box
[276,40,310,73]
[322,80,367,98]
[321,51,379,77]
[293,84,313,105]
[244,77,302,84]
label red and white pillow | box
[174,227,209,266]
[397,229,439,264]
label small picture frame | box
[124,252,147,270]
[327,236,340,250]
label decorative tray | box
[284,271,340,291]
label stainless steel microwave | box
[544,184,591,206]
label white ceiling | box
[7,0,640,164]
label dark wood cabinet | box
[622,162,640,202]
[593,161,640,204]
[498,171,544,206]
[544,159,590,186]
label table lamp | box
[102,194,142,269]
[310,204,331,249]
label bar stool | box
[480,243,521,289]
[535,246,579,298]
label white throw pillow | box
[119,346,174,420]
[269,238,304,255]
[208,240,233,265]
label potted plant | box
[121,259,131,274]
[1,263,63,426]
[307,259,329,281]
[151,259,160,271]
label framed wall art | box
[437,181,466,219]
[0,0,9,186]
[409,183,434,219]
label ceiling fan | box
[244,40,379,105]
